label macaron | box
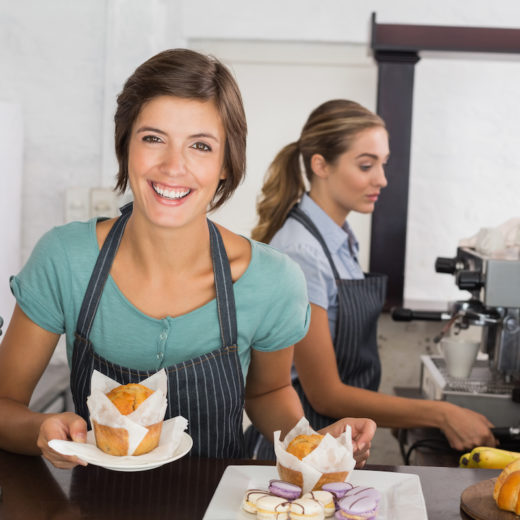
[255,495,291,520]
[241,489,272,514]
[290,497,325,520]
[320,482,355,500]
[335,486,381,520]
[269,479,302,500]
[303,491,335,517]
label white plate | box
[49,429,193,472]
[89,432,193,471]
[203,465,427,520]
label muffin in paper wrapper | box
[87,369,183,456]
[274,417,355,494]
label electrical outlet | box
[64,187,90,223]
[89,187,118,218]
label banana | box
[459,452,479,468]
[459,453,471,468]
[470,447,520,469]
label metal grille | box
[432,357,515,395]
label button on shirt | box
[270,193,364,341]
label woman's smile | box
[150,181,193,203]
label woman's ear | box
[219,167,227,181]
[310,154,329,179]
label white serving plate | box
[203,465,427,520]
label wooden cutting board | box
[460,478,519,520]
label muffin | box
[93,382,163,456]
[287,434,324,460]
[274,418,355,494]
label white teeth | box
[152,183,191,200]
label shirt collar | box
[299,193,359,255]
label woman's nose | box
[374,165,388,188]
[161,146,186,175]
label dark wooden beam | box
[370,50,419,309]
[371,13,520,54]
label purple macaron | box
[335,486,381,519]
[321,482,355,500]
[268,479,302,500]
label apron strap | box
[76,202,132,339]
[208,220,238,347]
[288,206,341,280]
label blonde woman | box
[247,99,496,459]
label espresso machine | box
[393,246,520,429]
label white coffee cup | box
[440,338,480,379]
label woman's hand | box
[438,402,497,452]
[37,413,88,469]
[319,417,377,468]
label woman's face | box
[319,126,389,217]
[127,95,226,229]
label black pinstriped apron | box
[70,203,245,458]
[288,207,387,430]
[245,206,387,459]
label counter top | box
[0,449,500,520]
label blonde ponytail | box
[251,141,304,243]
[252,100,385,244]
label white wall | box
[406,52,520,303]
[0,103,22,329]
[1,0,520,315]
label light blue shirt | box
[270,193,364,340]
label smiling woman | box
[0,49,376,469]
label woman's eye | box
[191,142,211,152]
[143,135,162,144]
[359,164,372,172]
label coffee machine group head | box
[434,247,520,382]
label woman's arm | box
[244,346,304,442]
[295,304,497,452]
[244,345,376,467]
[0,305,87,467]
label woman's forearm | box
[307,382,447,430]
[245,384,304,442]
[0,398,47,455]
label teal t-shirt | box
[10,219,310,381]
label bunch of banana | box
[459,447,520,469]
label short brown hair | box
[114,48,247,210]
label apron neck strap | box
[76,203,132,339]
[288,206,341,280]
[207,220,238,347]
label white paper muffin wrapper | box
[274,417,356,493]
[86,369,170,455]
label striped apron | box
[245,206,387,459]
[70,203,245,458]
[288,206,387,429]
